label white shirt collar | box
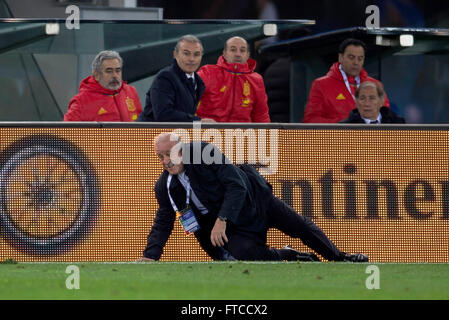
[361,113,382,124]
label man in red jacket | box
[196,36,270,123]
[302,38,389,123]
[64,50,142,121]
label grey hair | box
[154,132,182,146]
[174,34,203,52]
[91,50,123,74]
[355,81,385,102]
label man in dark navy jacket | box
[340,81,405,124]
[137,132,369,262]
[137,35,215,122]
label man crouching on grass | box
[137,132,368,262]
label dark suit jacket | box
[339,106,406,123]
[137,59,205,122]
[143,142,272,260]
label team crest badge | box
[243,81,250,96]
[126,97,136,112]
[242,98,251,107]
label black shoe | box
[342,253,369,262]
[218,247,237,261]
[281,245,321,262]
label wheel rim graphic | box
[0,135,100,255]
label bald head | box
[154,132,184,175]
[223,36,250,64]
[154,132,180,147]
[224,37,248,50]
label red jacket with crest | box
[302,62,389,123]
[196,56,270,122]
[64,76,142,121]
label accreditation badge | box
[177,206,200,235]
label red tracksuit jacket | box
[64,76,142,121]
[196,56,270,123]
[302,62,390,123]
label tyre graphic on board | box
[0,135,100,255]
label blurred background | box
[1,0,449,123]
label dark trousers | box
[194,210,235,260]
[226,195,343,261]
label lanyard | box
[167,174,190,213]
[339,64,360,102]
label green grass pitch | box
[0,262,448,300]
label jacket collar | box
[216,55,256,74]
[79,75,123,95]
[328,62,368,82]
[172,59,187,78]
[348,106,390,122]
[172,59,204,88]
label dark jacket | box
[339,106,406,124]
[143,142,272,260]
[263,57,291,123]
[137,60,205,122]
